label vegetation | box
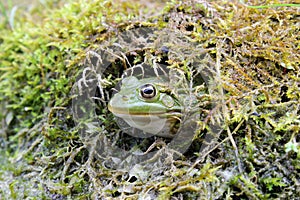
[0,0,299,199]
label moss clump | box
[0,0,299,199]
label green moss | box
[0,0,299,199]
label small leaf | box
[285,141,299,153]
[5,111,13,125]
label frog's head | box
[108,76,182,137]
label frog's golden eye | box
[140,84,156,99]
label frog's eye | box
[140,84,156,99]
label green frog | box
[108,76,184,138]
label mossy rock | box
[0,0,299,199]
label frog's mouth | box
[111,111,181,137]
[108,104,181,118]
[111,110,182,119]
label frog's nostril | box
[122,95,129,101]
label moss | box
[0,0,299,199]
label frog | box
[108,76,184,138]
